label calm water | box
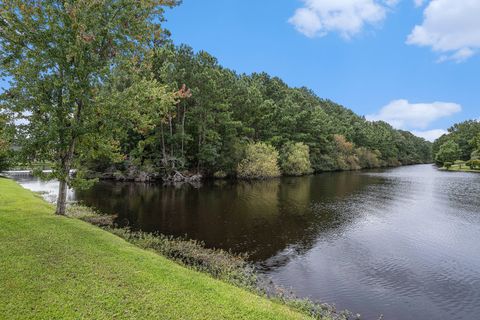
[15,165,480,320]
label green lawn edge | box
[0,177,310,320]
[439,165,480,173]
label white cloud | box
[410,129,447,141]
[414,0,425,7]
[407,0,480,62]
[289,0,398,39]
[366,99,461,129]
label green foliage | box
[356,147,382,169]
[471,150,480,161]
[444,162,453,170]
[333,134,360,171]
[280,142,312,176]
[435,140,461,165]
[466,159,480,170]
[0,0,178,213]
[237,143,280,179]
[100,45,432,178]
[0,114,12,171]
[433,120,480,162]
[472,134,480,160]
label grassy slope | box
[0,178,308,320]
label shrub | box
[471,150,480,160]
[467,159,480,169]
[333,135,360,170]
[356,147,381,169]
[236,142,280,179]
[279,142,312,176]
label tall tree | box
[0,0,178,214]
[435,140,461,165]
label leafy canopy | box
[237,142,280,179]
[0,0,178,213]
[435,140,461,165]
[280,142,312,176]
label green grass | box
[0,177,309,320]
[441,164,480,173]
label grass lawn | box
[441,164,480,173]
[0,177,309,320]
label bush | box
[279,142,312,176]
[333,135,360,170]
[467,159,480,170]
[237,142,280,179]
[0,151,9,172]
[356,147,381,169]
[471,150,480,160]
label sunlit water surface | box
[15,165,480,320]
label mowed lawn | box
[0,178,308,320]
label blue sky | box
[164,0,480,141]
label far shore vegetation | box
[433,120,480,173]
[1,1,477,319]
[0,0,432,217]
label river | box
[14,164,480,320]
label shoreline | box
[0,177,352,320]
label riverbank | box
[0,177,310,319]
[439,165,480,173]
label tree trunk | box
[181,107,186,156]
[55,179,68,215]
[55,151,73,215]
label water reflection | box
[74,172,381,261]
[15,165,480,320]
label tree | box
[237,142,280,179]
[0,113,11,171]
[280,142,312,176]
[433,120,480,161]
[73,44,433,179]
[333,134,360,170]
[435,141,461,165]
[471,134,480,160]
[356,147,381,169]
[0,0,178,214]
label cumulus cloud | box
[413,0,426,7]
[366,99,461,129]
[410,129,447,142]
[289,0,398,39]
[407,0,480,62]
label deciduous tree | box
[0,0,178,214]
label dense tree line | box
[0,0,432,194]
[433,120,480,168]
[86,44,432,179]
